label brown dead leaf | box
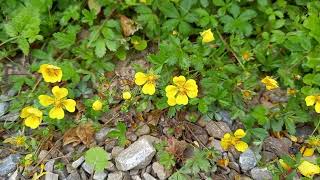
[166,137,188,161]
[63,123,95,147]
[119,15,138,37]
[147,110,162,126]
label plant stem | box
[0,37,18,47]
[216,30,246,71]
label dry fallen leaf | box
[166,137,188,161]
[63,123,95,147]
[119,15,138,37]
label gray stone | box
[0,112,19,122]
[8,169,18,180]
[205,121,231,139]
[135,124,150,136]
[45,160,55,172]
[45,172,59,180]
[93,171,107,180]
[72,156,85,169]
[115,138,156,171]
[131,175,142,180]
[261,151,277,163]
[80,169,88,180]
[239,149,257,171]
[138,135,161,145]
[250,167,272,180]
[296,126,313,138]
[111,146,124,158]
[66,170,81,180]
[107,171,124,180]
[216,110,233,126]
[263,137,290,157]
[207,138,223,153]
[104,140,117,151]
[127,132,138,142]
[0,154,21,176]
[54,168,68,179]
[142,172,156,180]
[0,102,9,117]
[81,162,94,174]
[106,162,117,172]
[130,169,139,176]
[95,127,111,143]
[152,162,171,180]
[229,162,240,172]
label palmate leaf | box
[85,147,110,173]
[183,149,211,174]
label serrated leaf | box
[17,38,29,55]
[95,39,106,58]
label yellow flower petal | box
[176,93,188,105]
[38,64,62,83]
[63,99,76,112]
[52,86,68,100]
[298,161,320,178]
[165,85,178,97]
[173,76,186,87]
[315,102,320,113]
[234,141,248,152]
[305,96,316,106]
[24,116,41,129]
[200,29,214,43]
[122,91,132,100]
[234,129,246,139]
[135,72,148,85]
[184,79,198,98]
[92,100,102,111]
[142,82,156,95]
[20,106,33,118]
[167,96,176,106]
[301,146,315,157]
[38,95,54,107]
[261,76,279,90]
[49,107,64,119]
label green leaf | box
[251,105,269,125]
[131,36,147,51]
[85,147,110,172]
[184,149,211,174]
[106,39,119,51]
[158,1,180,18]
[158,151,176,169]
[169,171,188,180]
[212,0,225,6]
[53,26,80,49]
[107,122,127,147]
[17,38,29,55]
[95,39,106,58]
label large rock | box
[205,121,231,139]
[107,171,125,180]
[250,167,272,180]
[239,149,257,171]
[263,137,290,157]
[115,138,156,171]
[44,172,59,180]
[0,154,21,176]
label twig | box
[216,30,246,71]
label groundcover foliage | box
[1,0,320,179]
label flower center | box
[46,68,59,76]
[54,99,64,108]
[147,75,156,83]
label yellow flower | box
[20,106,43,129]
[287,88,296,96]
[279,159,291,171]
[3,135,27,147]
[307,136,320,147]
[165,76,198,106]
[300,146,315,157]
[122,91,132,100]
[305,95,320,113]
[200,29,214,43]
[220,129,248,152]
[92,100,103,111]
[241,51,253,61]
[38,86,76,119]
[135,72,157,95]
[298,161,320,178]
[24,154,33,167]
[32,164,46,180]
[261,76,279,90]
[38,64,62,83]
